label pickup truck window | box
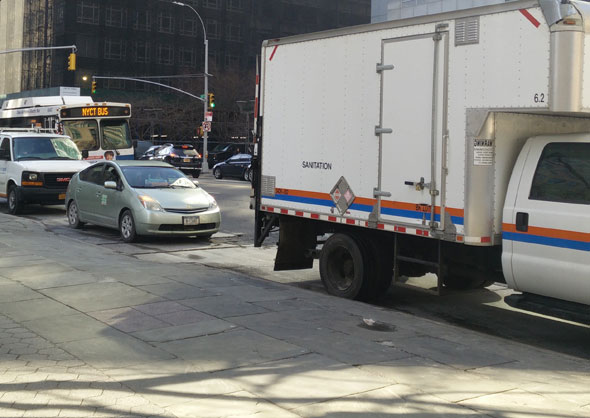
[529,142,590,205]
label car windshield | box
[102,120,132,150]
[121,166,196,189]
[13,137,82,161]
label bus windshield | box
[63,120,99,151]
[102,120,132,150]
[13,137,82,161]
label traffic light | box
[91,80,97,94]
[208,93,215,109]
[67,53,76,71]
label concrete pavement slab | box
[0,263,75,280]
[132,319,237,343]
[210,284,300,302]
[131,301,191,316]
[22,313,122,343]
[157,309,217,326]
[137,282,217,300]
[11,270,100,290]
[292,384,482,417]
[0,284,42,303]
[88,307,170,333]
[40,282,162,312]
[156,328,308,372]
[0,299,78,322]
[0,255,47,268]
[58,334,175,369]
[180,294,269,318]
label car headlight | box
[21,171,43,186]
[208,195,218,210]
[138,195,164,212]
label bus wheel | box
[320,233,365,300]
[7,185,23,215]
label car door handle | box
[516,212,529,232]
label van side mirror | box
[82,150,89,159]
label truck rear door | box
[377,28,448,231]
[503,137,590,305]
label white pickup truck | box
[0,130,89,214]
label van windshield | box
[13,137,82,161]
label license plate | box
[183,216,200,226]
[183,158,191,162]
[58,193,66,200]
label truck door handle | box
[516,212,529,232]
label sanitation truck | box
[253,0,590,305]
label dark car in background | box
[212,153,252,181]
[138,145,162,160]
[151,144,202,177]
[207,143,242,168]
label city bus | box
[0,96,134,160]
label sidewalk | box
[1,212,589,417]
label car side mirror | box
[104,181,117,189]
[82,150,89,159]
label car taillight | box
[170,153,178,158]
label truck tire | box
[443,264,495,290]
[357,236,393,300]
[320,233,366,299]
[7,185,23,215]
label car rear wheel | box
[7,185,22,215]
[213,167,222,179]
[243,167,253,182]
[119,210,138,243]
[67,200,84,229]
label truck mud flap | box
[274,217,316,271]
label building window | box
[179,47,196,67]
[180,16,198,36]
[227,0,245,11]
[76,35,99,58]
[104,39,126,60]
[158,11,174,33]
[226,23,242,42]
[158,44,174,65]
[106,6,127,28]
[134,42,150,63]
[206,19,219,39]
[77,0,99,25]
[224,53,240,68]
[133,10,151,31]
[204,0,219,9]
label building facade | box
[0,0,26,94]
[371,0,510,23]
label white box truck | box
[253,0,590,305]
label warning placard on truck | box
[473,139,494,166]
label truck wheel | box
[357,236,393,301]
[119,210,138,243]
[443,264,495,290]
[320,233,366,299]
[67,200,84,229]
[7,185,23,215]
[213,168,222,179]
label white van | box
[0,130,90,214]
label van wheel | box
[213,168,222,179]
[67,200,84,229]
[119,210,137,243]
[320,233,366,300]
[7,185,23,215]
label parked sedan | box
[212,153,253,181]
[152,144,202,177]
[65,161,220,242]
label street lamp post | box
[170,1,210,172]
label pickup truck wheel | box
[67,200,84,229]
[119,210,138,243]
[213,168,223,179]
[7,185,23,215]
[320,233,365,299]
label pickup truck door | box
[503,138,590,305]
[0,137,9,196]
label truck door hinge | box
[375,126,392,135]
[373,188,392,198]
[376,63,394,73]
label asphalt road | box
[1,175,590,360]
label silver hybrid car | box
[65,161,220,242]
